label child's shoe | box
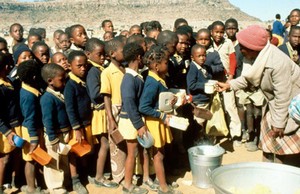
[21,186,46,194]
[122,185,148,194]
[142,179,159,191]
[157,187,182,194]
[72,182,88,194]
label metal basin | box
[211,162,300,194]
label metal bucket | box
[188,145,225,188]
[211,162,300,194]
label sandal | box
[21,186,46,194]
[122,185,148,194]
[88,176,118,188]
[142,179,159,191]
[158,187,182,194]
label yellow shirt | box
[100,63,124,105]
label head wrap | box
[13,44,31,64]
[236,25,268,51]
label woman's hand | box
[217,82,231,92]
[271,126,284,139]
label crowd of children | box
[0,7,300,194]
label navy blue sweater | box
[20,83,43,143]
[64,73,92,130]
[86,61,105,110]
[0,80,21,136]
[120,69,144,130]
[40,88,71,145]
[187,61,212,105]
[204,50,225,82]
[139,71,167,121]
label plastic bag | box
[205,92,229,136]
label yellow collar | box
[88,59,105,71]
[148,71,167,88]
[22,82,41,97]
[0,78,12,87]
[69,72,86,86]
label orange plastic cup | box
[30,147,52,166]
[69,140,91,157]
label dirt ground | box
[4,137,262,194]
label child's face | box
[70,26,88,48]
[87,45,105,65]
[165,40,178,56]
[53,32,61,47]
[112,44,124,63]
[225,22,238,40]
[211,25,225,44]
[103,32,113,42]
[59,34,71,51]
[290,11,300,26]
[70,56,88,78]
[147,30,160,39]
[156,58,169,75]
[192,47,206,66]
[17,51,33,66]
[196,32,211,48]
[52,53,69,71]
[10,25,23,41]
[49,70,66,91]
[34,45,50,65]
[103,22,114,32]
[129,27,142,36]
[176,34,190,55]
[289,29,300,48]
[0,42,8,54]
[27,36,40,49]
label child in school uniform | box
[0,52,21,193]
[211,21,241,143]
[69,24,88,51]
[17,59,44,194]
[119,43,148,194]
[85,38,118,188]
[139,45,181,194]
[64,50,92,194]
[40,63,70,194]
[32,41,50,66]
[51,52,69,71]
[187,44,213,126]
[100,37,126,183]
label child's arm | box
[121,76,146,135]
[86,68,104,105]
[64,83,84,143]
[104,94,118,131]
[208,52,225,74]
[40,95,59,147]
[139,81,167,123]
[20,94,40,153]
[187,64,206,93]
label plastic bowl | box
[13,135,26,148]
[137,131,154,148]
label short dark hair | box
[157,30,178,45]
[53,29,64,37]
[275,14,281,19]
[146,20,162,32]
[177,25,193,36]
[225,18,238,28]
[143,45,168,68]
[211,21,225,30]
[175,28,189,37]
[144,37,157,47]
[32,41,49,54]
[0,37,7,45]
[0,52,14,70]
[17,59,41,85]
[289,26,300,36]
[126,35,144,45]
[27,32,42,41]
[85,38,105,53]
[105,37,123,57]
[69,24,84,38]
[191,44,206,55]
[68,50,87,64]
[174,18,188,30]
[101,20,112,28]
[41,63,65,83]
[123,43,144,63]
[10,23,23,33]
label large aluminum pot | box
[211,162,300,194]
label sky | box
[228,0,299,21]
[17,0,299,21]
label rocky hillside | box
[0,0,261,35]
